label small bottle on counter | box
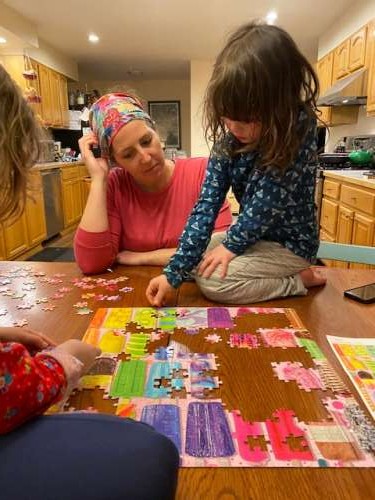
[76,90,85,106]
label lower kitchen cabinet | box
[25,171,47,246]
[3,214,29,259]
[61,166,83,229]
[320,173,375,269]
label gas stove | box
[318,153,374,171]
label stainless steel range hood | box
[317,68,367,107]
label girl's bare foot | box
[299,267,327,288]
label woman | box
[0,67,179,500]
[74,93,232,274]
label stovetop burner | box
[318,153,374,171]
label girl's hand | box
[197,244,236,279]
[0,327,57,350]
[146,274,174,307]
[56,340,101,373]
[79,132,109,181]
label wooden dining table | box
[1,260,374,500]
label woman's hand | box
[0,327,57,350]
[197,244,236,279]
[79,132,109,181]
[146,274,175,307]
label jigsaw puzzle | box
[60,307,375,467]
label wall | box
[318,0,375,151]
[27,39,78,81]
[190,60,213,157]
[69,79,191,155]
[325,107,375,151]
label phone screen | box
[344,283,375,304]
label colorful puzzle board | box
[65,307,375,467]
[327,335,375,420]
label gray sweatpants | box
[194,232,309,304]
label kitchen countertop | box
[33,160,85,172]
[323,169,375,189]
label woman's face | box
[111,120,166,184]
[222,118,262,144]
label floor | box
[44,227,75,249]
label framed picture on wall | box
[148,100,181,149]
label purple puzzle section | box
[185,402,235,457]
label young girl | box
[147,21,326,307]
[0,66,178,500]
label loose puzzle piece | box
[228,333,259,349]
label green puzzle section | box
[110,360,146,397]
[299,339,326,360]
[125,333,149,359]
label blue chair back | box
[317,242,375,265]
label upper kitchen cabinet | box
[349,26,367,72]
[333,39,350,81]
[1,55,69,128]
[37,61,69,128]
[316,50,358,126]
[367,20,375,115]
[317,52,333,124]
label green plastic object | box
[348,149,373,164]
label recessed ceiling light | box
[265,10,278,25]
[0,37,7,44]
[88,33,99,43]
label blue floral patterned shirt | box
[164,115,319,288]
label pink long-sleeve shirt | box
[74,157,233,274]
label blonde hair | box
[0,65,42,221]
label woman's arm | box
[78,133,109,232]
[116,248,177,266]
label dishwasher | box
[41,169,64,240]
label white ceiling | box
[3,0,354,80]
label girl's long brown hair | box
[204,21,320,171]
[0,65,42,221]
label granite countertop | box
[323,170,375,189]
[33,161,85,172]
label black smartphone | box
[91,145,101,158]
[344,283,375,304]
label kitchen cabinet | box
[3,214,29,260]
[37,62,69,127]
[333,40,350,81]
[349,26,367,72]
[367,20,375,114]
[25,171,47,246]
[317,19,375,119]
[316,51,358,126]
[320,173,375,269]
[317,53,333,125]
[61,166,83,228]
[0,171,47,260]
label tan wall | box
[27,39,78,81]
[190,59,213,157]
[318,0,375,58]
[69,79,191,155]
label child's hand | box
[0,326,57,350]
[146,274,174,307]
[56,340,101,373]
[197,244,236,279]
